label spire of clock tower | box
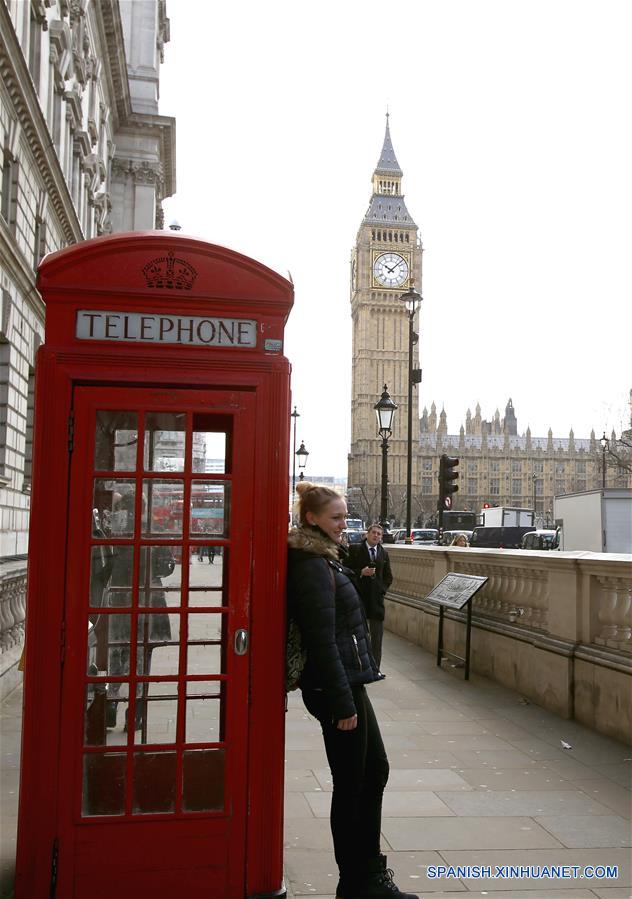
[376,113,403,177]
[365,115,416,227]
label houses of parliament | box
[347,119,631,527]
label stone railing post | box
[594,574,632,649]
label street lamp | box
[398,285,422,538]
[374,385,398,527]
[600,432,609,490]
[290,406,300,518]
[532,472,537,519]
[296,440,309,481]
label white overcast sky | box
[160,0,632,477]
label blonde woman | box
[286,482,417,899]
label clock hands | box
[374,254,408,285]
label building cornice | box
[0,3,83,247]
[95,0,132,127]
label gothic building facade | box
[416,398,630,527]
[0,0,175,692]
[347,123,630,527]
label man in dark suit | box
[348,523,393,669]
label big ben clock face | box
[373,252,409,288]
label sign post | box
[426,573,488,680]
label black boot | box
[358,855,418,899]
[335,875,357,899]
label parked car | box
[410,528,440,545]
[470,526,533,549]
[390,528,407,543]
[343,528,364,545]
[345,518,364,531]
[521,529,560,550]
[440,530,473,546]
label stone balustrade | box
[385,546,632,744]
[0,560,27,698]
[592,570,632,647]
[0,567,27,654]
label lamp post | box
[398,285,422,538]
[296,440,309,481]
[532,472,537,520]
[290,406,300,519]
[374,385,398,527]
[600,432,609,489]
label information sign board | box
[427,573,488,610]
[428,572,488,680]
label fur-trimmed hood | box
[287,526,340,561]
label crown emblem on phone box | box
[142,251,198,290]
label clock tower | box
[348,116,423,524]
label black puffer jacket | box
[287,526,381,720]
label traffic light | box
[438,454,459,513]
[482,502,491,509]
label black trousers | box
[367,618,384,669]
[302,685,389,879]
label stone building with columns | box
[0,0,175,693]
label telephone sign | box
[76,309,258,347]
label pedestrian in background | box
[349,523,393,670]
[286,482,417,899]
[381,521,395,544]
[105,492,173,731]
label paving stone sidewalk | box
[1,629,630,898]
[283,630,631,899]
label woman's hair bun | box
[295,480,316,497]
[294,481,340,525]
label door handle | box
[234,628,249,655]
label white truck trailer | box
[480,506,535,527]
[554,489,632,553]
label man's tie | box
[369,546,376,563]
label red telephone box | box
[16,233,293,898]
